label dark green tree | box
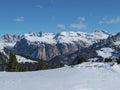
[7,52,19,72]
[77,57,87,64]
[58,63,64,67]
[38,59,47,70]
[0,52,7,71]
[104,58,112,62]
[117,56,120,64]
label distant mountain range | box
[0,30,120,65]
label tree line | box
[0,51,120,72]
[0,52,64,72]
[73,56,120,65]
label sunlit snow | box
[96,48,114,58]
[0,62,120,90]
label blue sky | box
[0,0,120,35]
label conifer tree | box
[117,56,120,64]
[77,57,86,64]
[7,52,19,72]
[38,59,47,70]
[104,58,112,62]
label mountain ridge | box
[13,30,111,61]
[0,30,120,65]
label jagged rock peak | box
[19,30,111,45]
[1,34,21,43]
[37,32,54,37]
[113,32,120,41]
[23,32,36,37]
[115,32,120,37]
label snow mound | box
[96,47,115,58]
[112,63,120,73]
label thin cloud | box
[69,23,86,29]
[69,16,87,29]
[57,24,66,29]
[14,16,24,22]
[99,16,120,25]
[57,16,87,30]
[78,16,86,22]
[36,5,43,9]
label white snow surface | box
[0,40,15,54]
[88,58,99,62]
[96,47,115,58]
[0,41,4,50]
[24,32,56,44]
[0,38,15,48]
[91,30,109,40]
[114,41,120,46]
[0,62,120,90]
[24,31,109,45]
[16,55,37,63]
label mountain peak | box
[1,34,21,43]
[91,30,110,40]
[23,32,36,37]
[37,32,54,37]
[115,32,120,37]
[94,30,109,34]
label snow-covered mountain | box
[1,34,21,43]
[56,33,120,62]
[0,34,36,63]
[87,32,120,59]
[1,30,120,65]
[50,32,120,64]
[0,34,21,50]
[95,32,120,59]
[14,30,110,61]
[22,30,110,45]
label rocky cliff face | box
[14,31,110,61]
[14,40,86,60]
[50,32,120,65]
[0,31,119,65]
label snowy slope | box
[24,32,56,44]
[96,47,115,58]
[0,41,4,50]
[0,39,15,54]
[91,30,110,40]
[16,55,37,63]
[0,33,20,51]
[0,62,120,90]
[114,41,120,46]
[0,37,16,49]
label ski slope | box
[0,62,120,90]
